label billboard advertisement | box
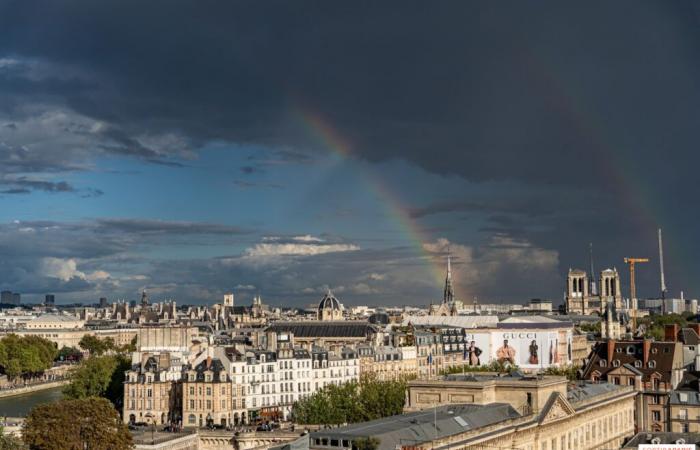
[493,332,560,369]
[462,332,491,367]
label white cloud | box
[262,235,325,243]
[39,257,112,283]
[422,235,559,300]
[366,273,386,281]
[244,242,359,257]
[40,257,84,281]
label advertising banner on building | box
[493,332,556,369]
[462,332,491,367]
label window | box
[683,423,690,433]
[612,360,620,367]
[599,360,607,367]
[189,387,194,395]
[190,400,194,409]
[648,361,656,369]
[652,411,661,421]
[188,414,196,424]
[679,409,688,420]
[628,378,635,386]
[634,360,642,368]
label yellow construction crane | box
[624,257,649,334]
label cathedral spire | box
[589,243,598,296]
[443,253,454,304]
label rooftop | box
[310,403,520,450]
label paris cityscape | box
[2,2,700,450]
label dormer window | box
[648,361,656,369]
[599,360,607,367]
[613,360,620,367]
[634,360,642,368]
[626,346,635,354]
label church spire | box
[589,242,598,296]
[443,253,454,304]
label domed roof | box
[318,290,341,311]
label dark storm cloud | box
[2,1,699,185]
[2,1,700,299]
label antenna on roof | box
[658,228,667,313]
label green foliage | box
[639,313,689,341]
[542,364,580,381]
[78,335,115,356]
[23,397,133,450]
[0,426,25,450]
[63,355,130,410]
[440,360,519,375]
[56,346,82,362]
[578,321,601,334]
[292,375,407,425]
[0,334,57,380]
[354,437,380,450]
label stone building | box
[581,339,685,432]
[356,345,417,381]
[566,267,622,315]
[317,291,343,321]
[182,355,232,428]
[123,353,182,426]
[313,376,636,450]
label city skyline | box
[2,1,700,305]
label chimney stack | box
[206,356,212,369]
[607,339,616,365]
[665,324,679,342]
[643,339,651,365]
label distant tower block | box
[223,293,234,307]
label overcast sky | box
[1,1,699,306]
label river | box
[0,387,64,417]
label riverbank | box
[0,379,69,399]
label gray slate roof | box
[310,403,520,450]
[267,322,375,338]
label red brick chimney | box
[643,339,651,366]
[665,324,679,342]
[607,339,616,365]
[206,356,212,369]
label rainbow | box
[519,49,684,292]
[296,106,449,290]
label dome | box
[318,291,341,312]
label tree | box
[78,335,114,356]
[440,360,519,375]
[0,334,57,380]
[292,376,408,425]
[542,364,580,381]
[23,397,133,450]
[56,346,82,362]
[354,437,380,450]
[0,425,24,450]
[63,355,130,409]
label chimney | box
[607,339,616,365]
[643,339,651,366]
[206,356,212,369]
[665,324,679,342]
